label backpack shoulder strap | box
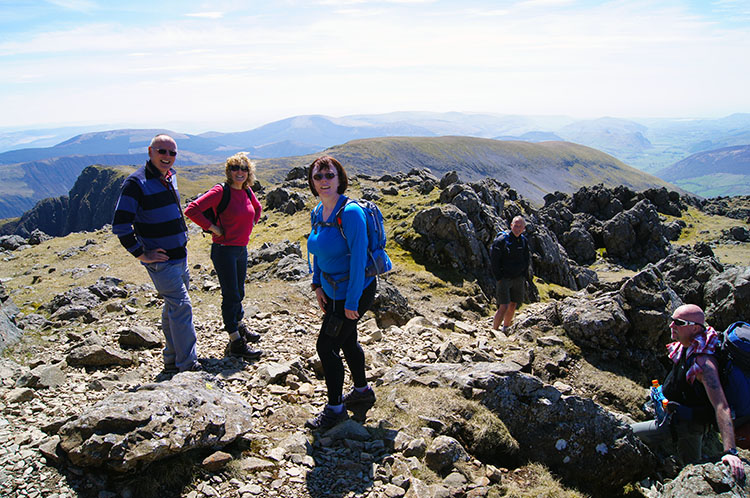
[214,183,231,218]
[332,197,353,239]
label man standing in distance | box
[490,216,530,332]
[112,134,199,373]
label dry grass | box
[564,359,650,417]
[667,206,750,266]
[499,463,590,498]
[370,385,518,464]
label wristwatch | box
[724,447,739,456]
[311,283,321,292]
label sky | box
[1,0,749,133]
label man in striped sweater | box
[112,134,200,373]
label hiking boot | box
[305,406,349,431]
[342,387,376,408]
[229,338,262,360]
[162,362,178,374]
[238,322,261,343]
[182,361,203,372]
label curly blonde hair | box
[224,153,256,189]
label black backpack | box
[201,183,252,233]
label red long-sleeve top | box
[185,184,262,246]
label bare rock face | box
[654,245,724,309]
[55,372,254,472]
[602,199,670,265]
[704,265,750,331]
[655,461,749,497]
[381,361,654,496]
[265,187,308,215]
[559,292,630,349]
[370,279,417,328]
[481,373,654,496]
[0,295,22,353]
[15,362,66,389]
[619,266,682,349]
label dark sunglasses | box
[229,165,249,172]
[313,172,336,181]
[153,148,177,157]
[671,317,704,327]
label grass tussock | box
[568,360,650,417]
[498,463,589,498]
[533,277,577,302]
[670,206,750,266]
[371,385,519,464]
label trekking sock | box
[327,403,345,413]
[354,386,370,393]
[229,331,241,342]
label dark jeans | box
[317,280,377,405]
[210,244,247,334]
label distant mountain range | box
[0,111,748,218]
[1,136,677,237]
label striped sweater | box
[112,161,188,263]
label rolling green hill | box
[656,145,750,197]
[256,136,679,204]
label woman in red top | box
[185,153,263,360]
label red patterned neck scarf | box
[666,325,718,384]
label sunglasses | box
[671,317,704,327]
[153,148,177,157]
[229,165,249,172]
[313,172,336,181]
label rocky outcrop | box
[650,461,750,497]
[370,279,418,328]
[247,240,308,281]
[380,361,654,496]
[0,282,22,353]
[701,195,750,221]
[601,200,670,264]
[265,187,308,215]
[541,184,685,267]
[654,244,724,309]
[704,265,750,331]
[52,372,254,472]
[397,177,541,296]
[2,196,69,238]
[2,166,126,238]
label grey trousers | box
[631,418,707,463]
[632,414,750,463]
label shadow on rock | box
[305,418,395,498]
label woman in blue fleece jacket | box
[305,156,377,431]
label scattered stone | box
[117,325,161,349]
[201,451,232,472]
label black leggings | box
[316,280,377,405]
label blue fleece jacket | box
[308,196,374,311]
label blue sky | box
[1,0,749,133]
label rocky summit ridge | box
[0,168,749,498]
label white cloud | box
[185,11,224,19]
[1,0,749,128]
